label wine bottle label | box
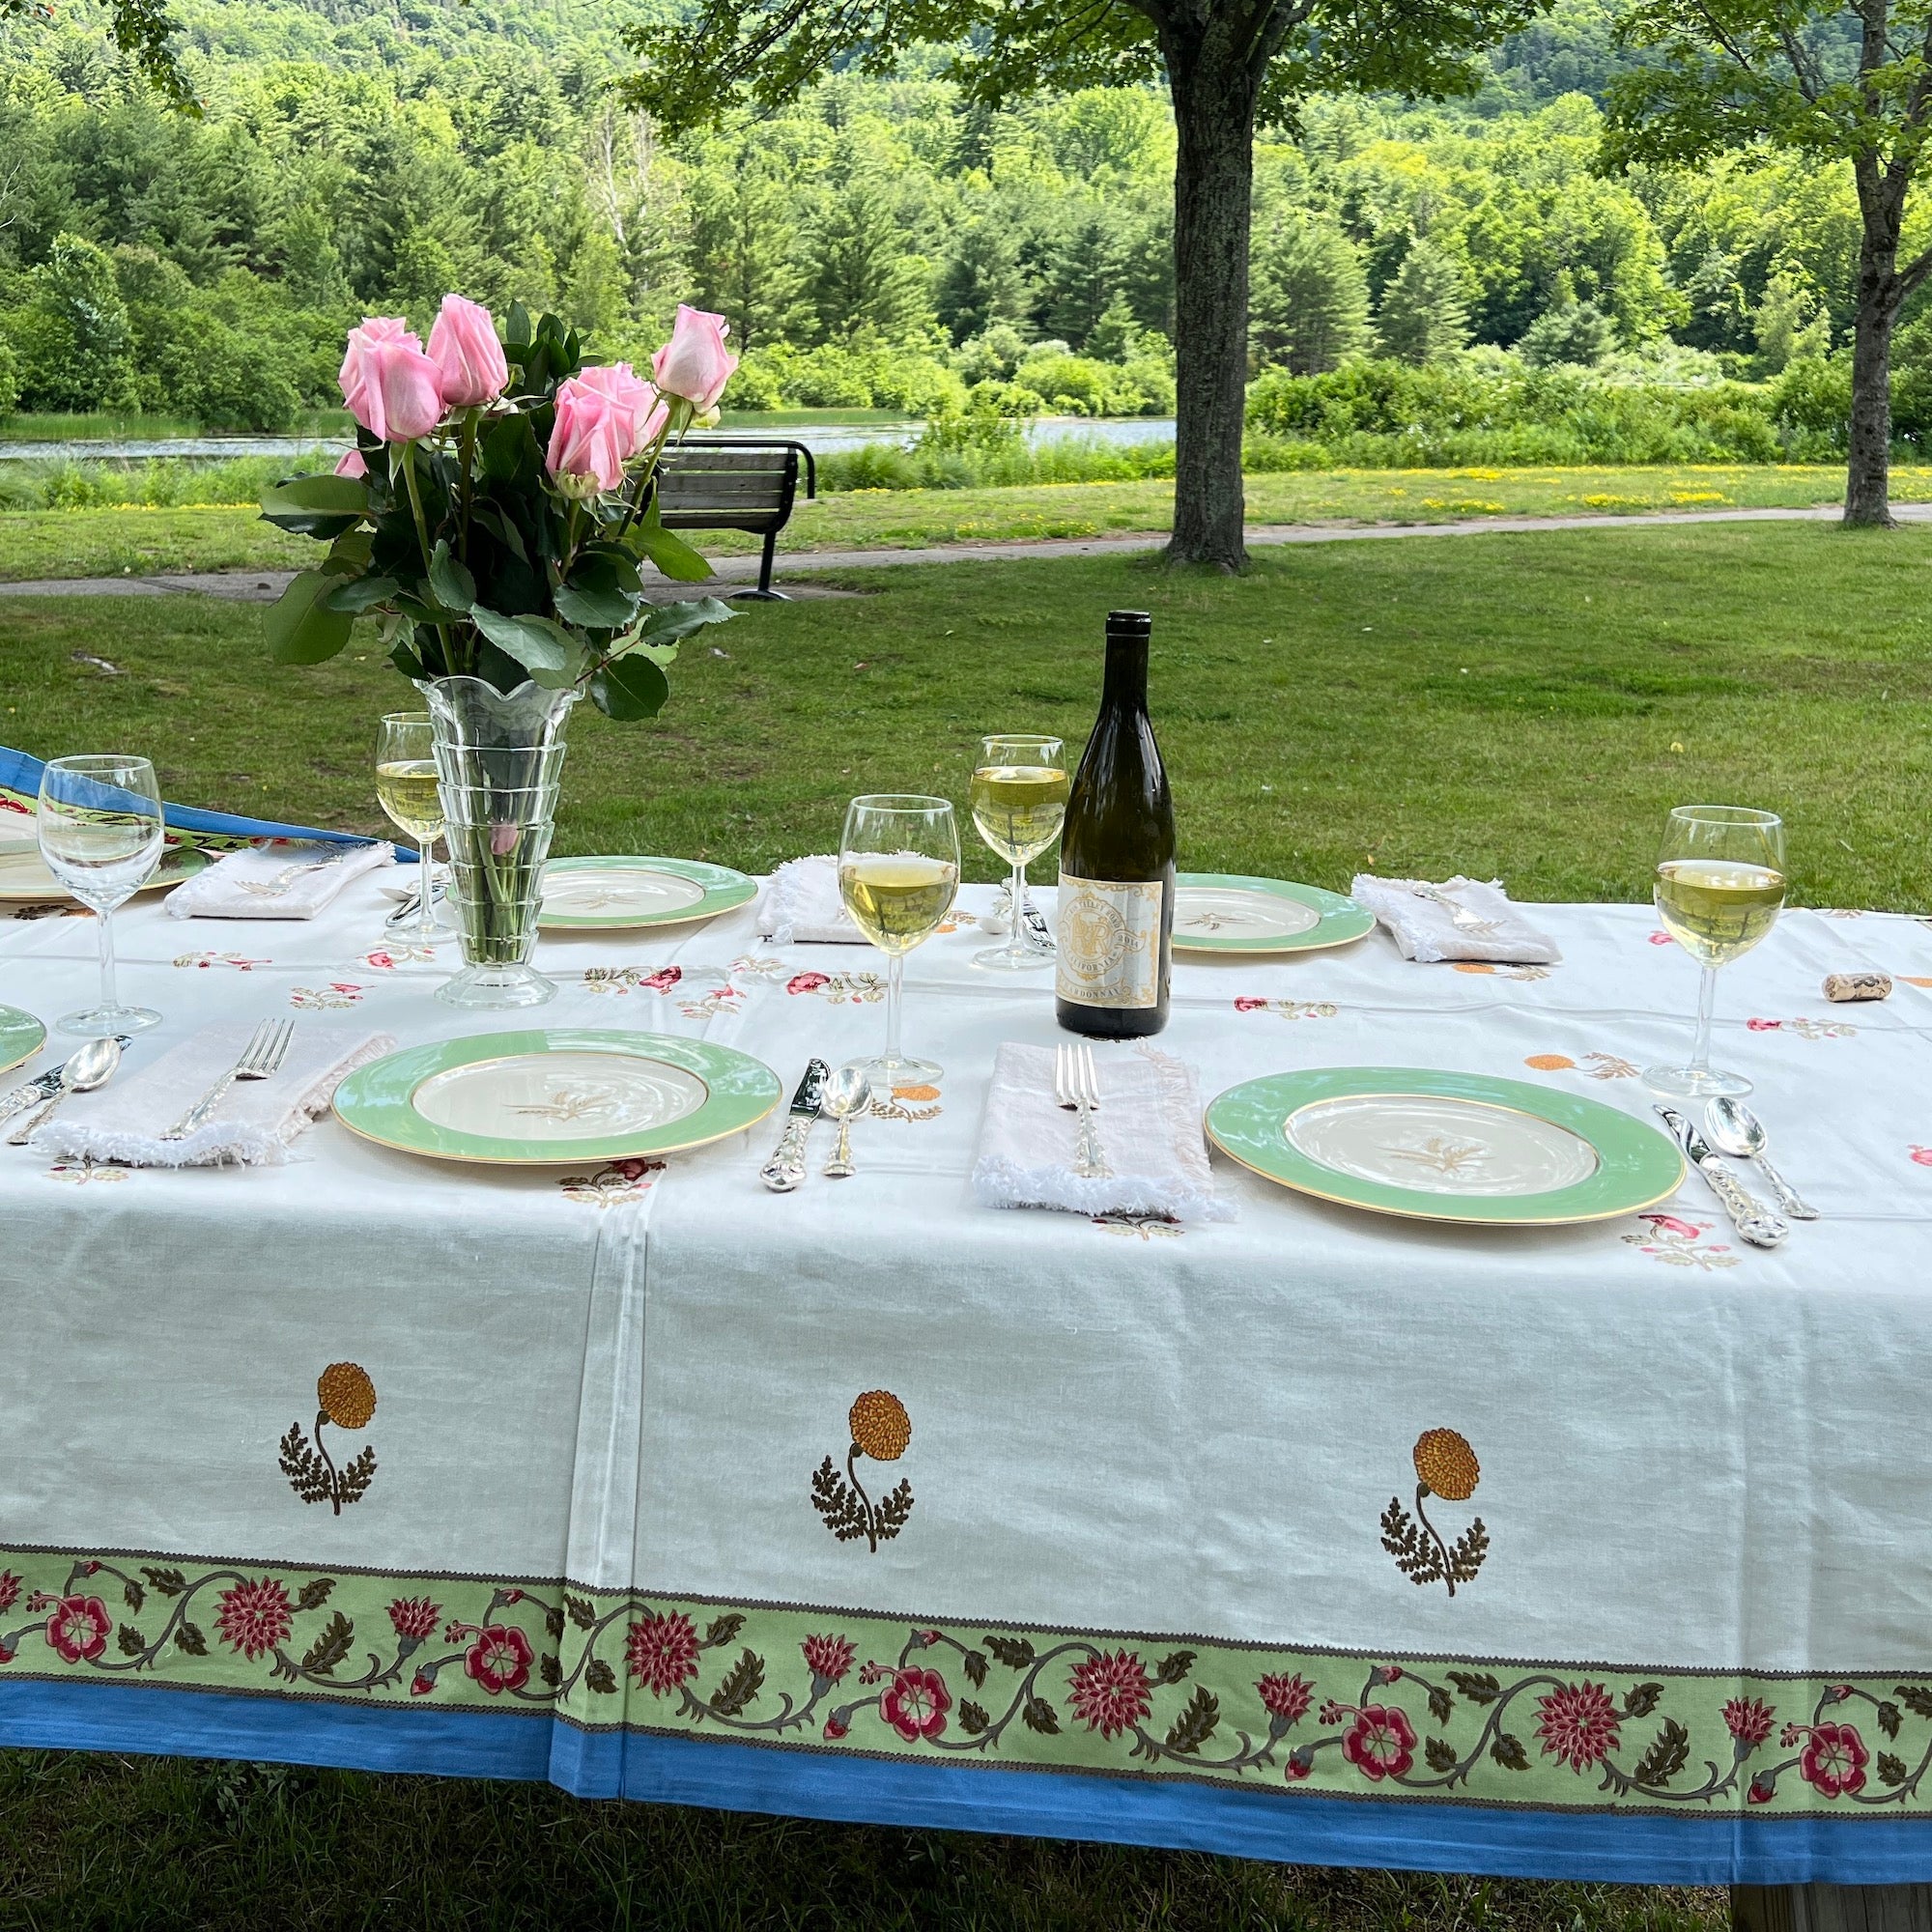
[1056,875,1164,1009]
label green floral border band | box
[2,1546,1927,1818]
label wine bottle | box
[1055,610,1175,1037]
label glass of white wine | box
[376,712,445,946]
[1646,804,1786,1099]
[838,794,960,1090]
[38,753,165,1037]
[969,732,1067,972]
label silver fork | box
[162,1019,295,1140]
[1410,880,1499,937]
[236,845,359,898]
[1054,1041,1112,1180]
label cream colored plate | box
[1285,1094,1600,1198]
[542,865,708,922]
[1176,887,1321,943]
[0,843,207,901]
[411,1050,709,1145]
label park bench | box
[649,436,817,600]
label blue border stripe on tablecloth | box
[0,746,401,855]
[6,1679,1932,1884]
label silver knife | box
[761,1059,829,1193]
[0,1037,130,1125]
[1655,1105,1788,1248]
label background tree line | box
[0,0,1917,439]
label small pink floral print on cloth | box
[1622,1212,1739,1269]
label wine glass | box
[969,732,1067,972]
[375,712,445,946]
[838,795,959,1089]
[38,753,165,1037]
[1645,805,1786,1099]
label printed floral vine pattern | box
[5,1541,1932,1815]
[1622,1213,1740,1269]
[1381,1430,1489,1597]
[1234,997,1339,1021]
[811,1391,915,1552]
[866,1084,942,1123]
[361,944,436,972]
[13,902,89,922]
[174,952,270,972]
[558,1157,666,1207]
[289,983,364,1010]
[785,970,885,1006]
[1747,1017,1857,1040]
[1094,1211,1182,1238]
[43,1157,128,1185]
[279,1364,379,1516]
[1451,962,1552,981]
[1521,1052,1639,1080]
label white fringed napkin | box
[1350,874,1562,965]
[757,854,867,944]
[33,1022,396,1168]
[972,1040,1234,1223]
[167,839,392,920]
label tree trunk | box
[1163,16,1260,572]
[1846,168,1905,528]
[1734,1883,1932,1931]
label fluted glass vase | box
[419,676,579,1009]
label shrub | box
[0,337,19,420]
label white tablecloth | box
[3,875,1931,1882]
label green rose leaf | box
[469,605,577,677]
[428,540,476,612]
[321,575,399,613]
[589,653,670,721]
[638,595,736,644]
[554,579,639,630]
[266,570,355,665]
[261,472,367,538]
[481,413,542,489]
[631,509,713,583]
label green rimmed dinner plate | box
[538,855,757,932]
[332,1029,782,1167]
[1204,1065,1685,1227]
[0,1004,45,1076]
[0,843,210,903]
[1173,873,1374,954]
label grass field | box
[5,517,1925,1927]
[0,462,1918,584]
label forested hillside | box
[0,0,1910,435]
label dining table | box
[3,844,1932,1892]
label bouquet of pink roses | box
[263,296,742,720]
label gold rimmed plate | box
[0,842,209,903]
[0,1004,45,1076]
[1172,874,1374,954]
[332,1029,782,1166]
[1205,1065,1684,1227]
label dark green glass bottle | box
[1055,610,1175,1038]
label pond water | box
[0,416,1177,464]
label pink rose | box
[428,295,509,408]
[339,325,445,443]
[546,377,628,496]
[334,448,367,479]
[651,304,737,412]
[576,362,668,457]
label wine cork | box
[1823,970,1891,1003]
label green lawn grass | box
[2,519,1921,1926]
[1,462,1920,583]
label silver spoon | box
[8,1035,122,1146]
[820,1065,871,1179]
[1705,1096,1819,1221]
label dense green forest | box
[0,0,1921,448]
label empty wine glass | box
[39,753,165,1037]
[969,732,1067,971]
[1645,804,1786,1099]
[838,794,959,1089]
[375,712,445,945]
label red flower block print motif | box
[786,972,830,995]
[387,1597,440,1641]
[214,1578,293,1662]
[1067,1650,1154,1740]
[640,967,681,992]
[1257,1672,1314,1725]
[0,1571,19,1614]
[1339,1704,1417,1781]
[879,1665,951,1743]
[625,1611,700,1697]
[465,1625,533,1695]
[46,1595,112,1664]
[802,1634,856,1687]
[1800,1721,1870,1799]
[1535,1681,1622,1773]
[1723,1696,1776,1752]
